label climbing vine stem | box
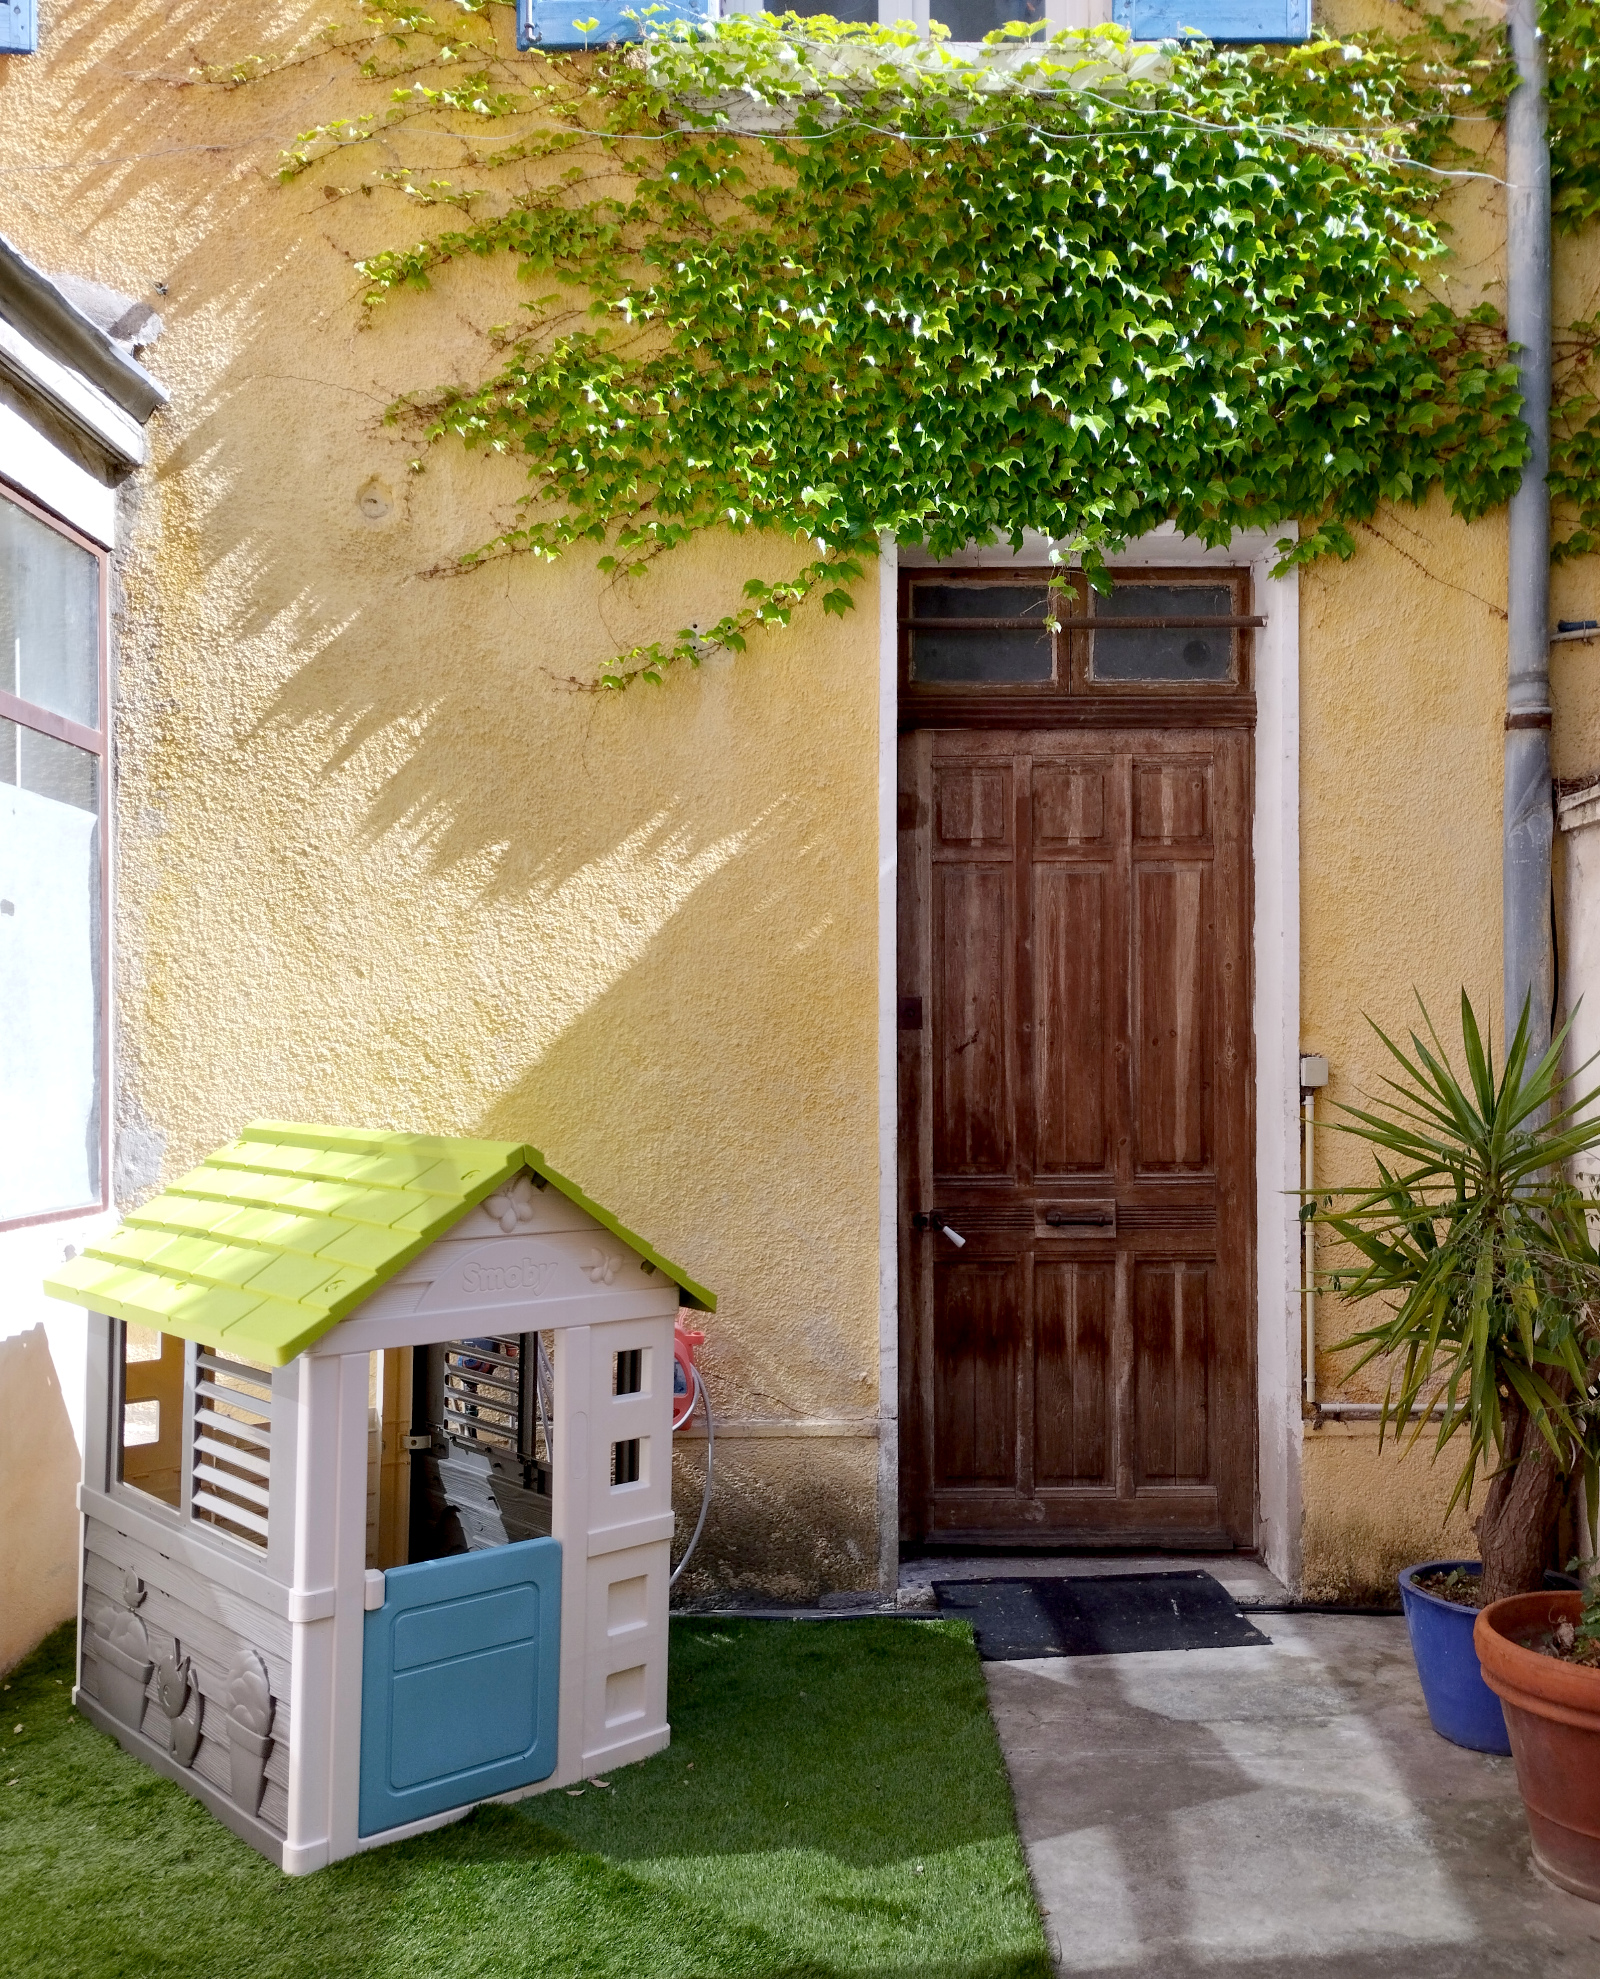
[243,2,1600,684]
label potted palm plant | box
[1316,993,1600,1785]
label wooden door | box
[898,728,1255,1547]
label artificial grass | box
[0,1616,1049,1979]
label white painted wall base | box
[0,1211,113,1670]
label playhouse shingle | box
[46,1121,714,1363]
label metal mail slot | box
[1035,1201,1116,1239]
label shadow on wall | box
[0,1326,82,1671]
[4,7,883,1595]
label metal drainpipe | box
[1503,0,1555,1058]
[1299,1054,1328,1411]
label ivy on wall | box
[1546,0,1600,233]
[1546,0,1600,563]
[245,2,1598,682]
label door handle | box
[911,1212,967,1247]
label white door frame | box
[875,525,1303,1591]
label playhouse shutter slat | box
[445,1378,518,1408]
[442,1334,526,1453]
[192,1381,274,1437]
[445,1364,519,1399]
[193,1431,271,1480]
[198,1351,272,1389]
[192,1350,273,1549]
[195,1462,271,1513]
[191,1487,271,1538]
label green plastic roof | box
[44,1121,714,1365]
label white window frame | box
[0,478,112,1231]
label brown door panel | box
[901,723,1255,1548]
[924,1489,1230,1547]
[931,862,1017,1179]
[931,1253,1021,1489]
[1032,861,1117,1176]
[1034,1257,1114,1487]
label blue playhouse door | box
[359,1536,561,1837]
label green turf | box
[0,1617,1048,1979]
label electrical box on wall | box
[0,0,37,57]
[1112,0,1310,41]
[517,0,710,49]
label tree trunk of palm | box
[1475,1391,1568,1605]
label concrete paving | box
[985,1613,1600,1978]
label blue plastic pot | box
[1397,1560,1511,1754]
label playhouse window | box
[407,1334,555,1564]
[118,1323,183,1508]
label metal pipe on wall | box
[1299,1054,1328,1411]
[1302,1088,1316,1409]
[1503,0,1555,1057]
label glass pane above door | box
[908,581,1054,684]
[1088,583,1237,683]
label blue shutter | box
[359,1535,561,1838]
[1112,0,1310,41]
[0,0,37,57]
[517,0,710,50]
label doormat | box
[931,1572,1271,1661]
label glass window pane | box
[767,0,877,17]
[0,722,102,1219]
[931,0,1046,39]
[1090,583,1236,683]
[0,495,100,727]
[913,583,1051,622]
[909,582,1054,683]
[912,628,1052,681]
[19,724,100,811]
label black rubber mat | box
[931,1572,1271,1661]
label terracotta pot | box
[1475,1592,1600,1903]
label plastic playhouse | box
[44,1122,714,1873]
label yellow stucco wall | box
[4,0,1600,1624]
[1294,0,1600,1596]
[2,2,884,1603]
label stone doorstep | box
[895,1551,1292,1610]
